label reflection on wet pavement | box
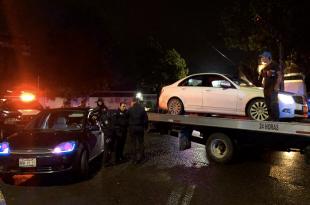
[0,133,310,205]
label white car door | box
[178,75,204,111]
[203,74,238,114]
[88,119,104,159]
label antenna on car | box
[210,44,236,66]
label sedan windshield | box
[25,110,86,131]
[224,75,255,87]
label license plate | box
[303,105,308,113]
[19,158,37,168]
[4,118,19,125]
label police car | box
[0,91,43,137]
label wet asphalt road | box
[1,132,310,205]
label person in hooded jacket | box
[93,98,115,167]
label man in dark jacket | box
[114,102,128,163]
[127,97,148,164]
[259,51,282,121]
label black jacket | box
[114,109,128,130]
[90,106,115,137]
[128,103,148,128]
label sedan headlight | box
[0,142,10,156]
[52,141,76,154]
[278,94,295,105]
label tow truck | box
[148,112,310,164]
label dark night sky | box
[3,1,235,65]
[3,0,307,91]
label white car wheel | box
[167,98,184,115]
[248,99,269,121]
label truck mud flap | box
[178,127,191,151]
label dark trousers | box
[103,131,114,164]
[129,126,145,162]
[115,129,127,160]
[264,91,279,121]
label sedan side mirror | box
[88,125,100,131]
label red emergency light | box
[20,92,36,102]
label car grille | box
[11,148,53,155]
[293,96,304,104]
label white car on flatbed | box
[159,73,308,121]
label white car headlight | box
[278,94,294,105]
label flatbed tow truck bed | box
[148,113,310,163]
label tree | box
[136,37,188,93]
[220,0,307,84]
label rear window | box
[0,100,43,110]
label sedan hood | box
[239,86,264,94]
[7,130,82,149]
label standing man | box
[114,102,128,163]
[259,51,282,121]
[94,98,115,167]
[127,97,148,164]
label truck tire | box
[206,132,234,163]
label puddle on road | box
[142,145,209,169]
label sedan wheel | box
[79,150,89,178]
[168,98,184,115]
[248,99,269,121]
[73,148,89,180]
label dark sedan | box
[0,108,104,181]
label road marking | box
[167,186,184,205]
[0,190,7,205]
[167,185,196,205]
[181,185,196,205]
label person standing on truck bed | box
[127,97,148,164]
[259,51,282,121]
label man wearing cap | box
[259,51,282,121]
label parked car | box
[0,92,43,138]
[284,73,307,96]
[0,108,104,182]
[159,73,308,121]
